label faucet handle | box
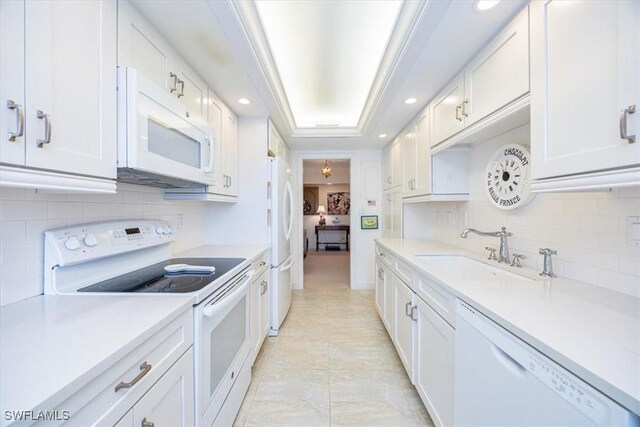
[539,248,557,256]
[511,253,526,268]
[485,246,498,261]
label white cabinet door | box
[117,0,175,93]
[114,410,134,427]
[250,275,261,363]
[390,137,402,189]
[415,297,454,427]
[0,0,25,165]
[401,124,417,195]
[224,110,239,196]
[375,261,385,317]
[208,90,225,193]
[25,0,116,179]
[175,56,208,120]
[531,0,640,179]
[382,264,395,338]
[133,348,194,427]
[463,6,529,127]
[413,109,431,197]
[260,271,271,341]
[382,143,393,190]
[393,276,415,381]
[391,190,402,238]
[268,120,280,157]
[430,73,465,147]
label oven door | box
[118,67,215,186]
[196,270,253,426]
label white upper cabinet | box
[174,57,208,120]
[118,1,208,122]
[117,1,175,93]
[430,6,530,149]
[530,0,640,181]
[402,109,432,198]
[204,91,239,198]
[224,110,239,196]
[382,143,393,190]
[24,0,117,179]
[463,7,529,127]
[391,137,402,188]
[431,73,465,147]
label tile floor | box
[234,251,434,426]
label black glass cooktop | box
[78,257,246,293]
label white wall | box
[205,118,270,245]
[292,150,382,290]
[303,184,350,250]
[0,183,209,306]
[406,124,640,297]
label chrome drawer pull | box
[405,301,412,317]
[7,100,24,141]
[170,72,178,93]
[177,79,185,98]
[410,305,417,322]
[115,361,152,392]
[36,110,51,147]
[141,418,154,427]
[620,104,636,144]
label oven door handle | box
[202,271,253,318]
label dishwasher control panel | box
[528,356,605,424]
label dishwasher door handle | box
[491,344,526,377]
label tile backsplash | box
[0,183,209,306]
[408,124,640,297]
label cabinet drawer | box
[416,273,455,328]
[375,245,393,268]
[43,310,193,427]
[251,251,270,276]
[393,258,415,289]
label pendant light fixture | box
[321,160,332,179]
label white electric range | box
[44,219,254,427]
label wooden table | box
[315,225,350,251]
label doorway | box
[302,159,351,290]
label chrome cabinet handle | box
[141,418,154,427]
[410,305,417,322]
[36,110,51,147]
[260,261,266,267]
[405,301,412,317]
[620,104,636,144]
[177,79,185,98]
[455,105,463,121]
[115,362,152,392]
[462,99,469,117]
[378,268,384,279]
[7,100,24,141]
[170,72,178,93]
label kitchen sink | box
[414,255,535,282]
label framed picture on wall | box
[303,186,319,215]
[361,215,378,229]
[327,192,350,215]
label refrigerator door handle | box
[283,180,293,241]
[280,255,295,272]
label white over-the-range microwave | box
[117,67,215,188]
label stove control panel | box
[45,220,175,266]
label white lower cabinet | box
[393,276,416,381]
[116,347,195,427]
[415,296,455,427]
[251,266,270,363]
[375,244,455,427]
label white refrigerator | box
[268,157,294,335]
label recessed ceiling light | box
[378,134,387,138]
[404,98,417,104]
[238,98,251,105]
[474,0,500,11]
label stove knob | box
[156,226,165,235]
[83,234,98,247]
[64,237,81,250]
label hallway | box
[234,252,434,426]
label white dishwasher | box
[455,300,639,427]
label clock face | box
[485,144,534,210]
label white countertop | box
[376,238,640,414]
[175,244,270,261]
[0,295,194,417]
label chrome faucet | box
[460,227,513,263]
[539,248,558,278]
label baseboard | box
[351,281,375,290]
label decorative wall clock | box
[485,144,534,210]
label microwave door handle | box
[202,271,253,318]
[204,133,214,173]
